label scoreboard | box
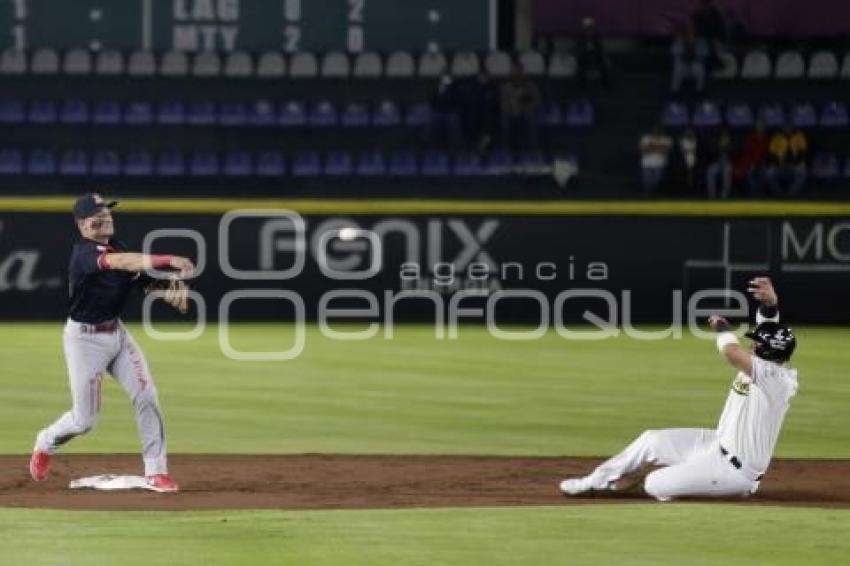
[0,0,495,52]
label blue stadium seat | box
[372,100,401,127]
[249,100,276,127]
[278,101,306,127]
[0,99,25,123]
[692,100,722,128]
[725,102,753,128]
[58,149,88,176]
[123,150,153,176]
[820,101,848,128]
[388,151,418,176]
[189,151,220,176]
[223,150,253,176]
[404,104,432,127]
[256,151,286,177]
[28,100,57,124]
[758,103,785,128]
[537,103,563,127]
[124,101,154,125]
[91,150,121,176]
[420,151,450,176]
[59,100,90,124]
[662,101,689,128]
[324,151,353,176]
[155,150,186,176]
[308,101,338,128]
[291,151,321,176]
[340,103,370,128]
[453,152,484,176]
[355,151,387,176]
[484,150,514,175]
[790,102,817,128]
[92,100,122,125]
[566,100,594,127]
[812,152,839,179]
[157,100,186,125]
[27,149,56,175]
[187,101,216,125]
[219,101,247,126]
[0,149,23,174]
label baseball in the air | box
[338,227,358,241]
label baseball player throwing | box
[29,193,194,493]
[560,277,798,501]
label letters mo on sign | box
[781,221,850,273]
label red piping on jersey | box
[96,245,115,270]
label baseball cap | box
[72,193,118,219]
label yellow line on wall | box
[0,197,849,216]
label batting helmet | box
[745,322,797,363]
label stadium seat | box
[279,101,307,127]
[189,151,220,176]
[28,100,57,124]
[692,100,722,128]
[187,101,216,125]
[484,150,514,175]
[0,149,23,174]
[27,149,56,175]
[842,53,850,79]
[661,101,689,128]
[0,99,24,123]
[157,100,186,124]
[124,101,154,125]
[517,151,547,170]
[290,52,319,78]
[741,50,771,79]
[0,50,26,74]
[485,51,513,77]
[757,102,785,128]
[420,151,450,176]
[123,150,153,176]
[353,52,382,78]
[790,102,817,128]
[340,103,370,127]
[30,48,59,74]
[256,52,286,78]
[548,52,577,78]
[451,51,480,77]
[192,52,221,77]
[255,150,286,176]
[218,101,248,126]
[385,51,415,78]
[321,52,350,78]
[127,51,156,76]
[537,103,563,127]
[249,100,276,127]
[156,150,186,177]
[160,51,189,76]
[373,100,401,127]
[712,51,738,79]
[820,101,849,128]
[808,51,838,79]
[224,51,253,77]
[58,149,88,176]
[418,52,447,77]
[774,50,805,79]
[453,152,484,176]
[63,49,92,75]
[95,49,125,75]
[356,151,387,176]
[519,51,545,76]
[404,103,432,127]
[725,102,754,128]
[291,151,321,176]
[92,100,122,125]
[308,101,338,127]
[223,150,252,176]
[60,99,90,124]
[324,151,353,176]
[91,150,121,176]
[388,151,418,176]
[812,152,839,179]
[566,100,594,127]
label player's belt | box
[720,446,764,481]
[78,320,119,334]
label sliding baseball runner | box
[29,193,194,493]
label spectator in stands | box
[706,130,733,198]
[500,61,542,150]
[428,74,462,148]
[639,125,673,192]
[734,120,769,195]
[766,124,808,196]
[576,17,610,87]
[455,70,498,150]
[679,128,699,190]
[691,0,727,69]
[671,25,709,94]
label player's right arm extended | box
[708,315,753,376]
[101,253,194,278]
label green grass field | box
[1,323,849,565]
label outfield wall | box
[0,200,848,323]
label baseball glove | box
[147,277,190,314]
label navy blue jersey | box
[68,239,150,323]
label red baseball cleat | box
[29,451,50,482]
[146,474,179,493]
